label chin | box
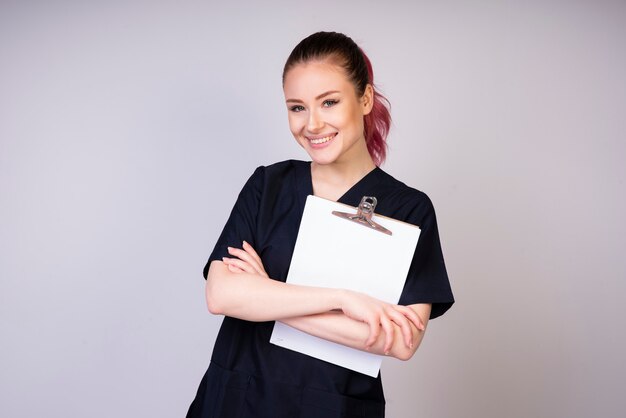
[307,151,341,166]
[303,144,343,166]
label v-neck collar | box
[295,160,383,212]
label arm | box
[206,258,343,321]
[211,242,424,352]
[280,303,431,361]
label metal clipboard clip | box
[331,196,392,236]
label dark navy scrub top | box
[187,160,454,418]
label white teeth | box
[310,135,333,144]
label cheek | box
[337,105,362,130]
[287,114,302,136]
[350,107,366,131]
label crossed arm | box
[206,241,430,360]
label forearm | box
[281,305,430,361]
[206,260,343,322]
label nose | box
[306,109,324,132]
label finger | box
[229,246,267,277]
[227,246,256,265]
[242,241,269,278]
[380,314,394,354]
[242,241,264,269]
[227,263,244,273]
[227,247,265,275]
[388,308,413,348]
[222,256,256,274]
[398,305,425,331]
[365,316,380,348]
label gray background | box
[1,0,625,417]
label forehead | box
[283,60,355,98]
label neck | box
[312,157,375,181]
[311,140,376,188]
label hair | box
[282,31,391,166]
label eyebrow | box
[285,90,340,104]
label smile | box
[308,134,336,145]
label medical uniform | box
[187,159,454,418]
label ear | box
[361,84,374,115]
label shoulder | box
[374,168,436,227]
[239,160,310,205]
[246,159,310,190]
[259,159,308,176]
[244,159,307,184]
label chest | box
[254,188,304,282]
[310,181,349,202]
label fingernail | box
[243,240,248,246]
[384,351,389,356]
[410,342,413,349]
[227,247,233,252]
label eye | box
[322,99,338,107]
[289,105,305,112]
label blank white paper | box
[270,195,421,377]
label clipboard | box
[270,195,421,377]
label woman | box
[187,31,454,418]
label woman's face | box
[283,60,373,166]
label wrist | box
[331,288,348,311]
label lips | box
[307,133,336,145]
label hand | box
[340,290,425,354]
[222,242,424,354]
[222,241,269,278]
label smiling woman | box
[187,31,454,418]
[284,61,373,169]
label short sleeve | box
[202,166,265,279]
[398,195,454,319]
